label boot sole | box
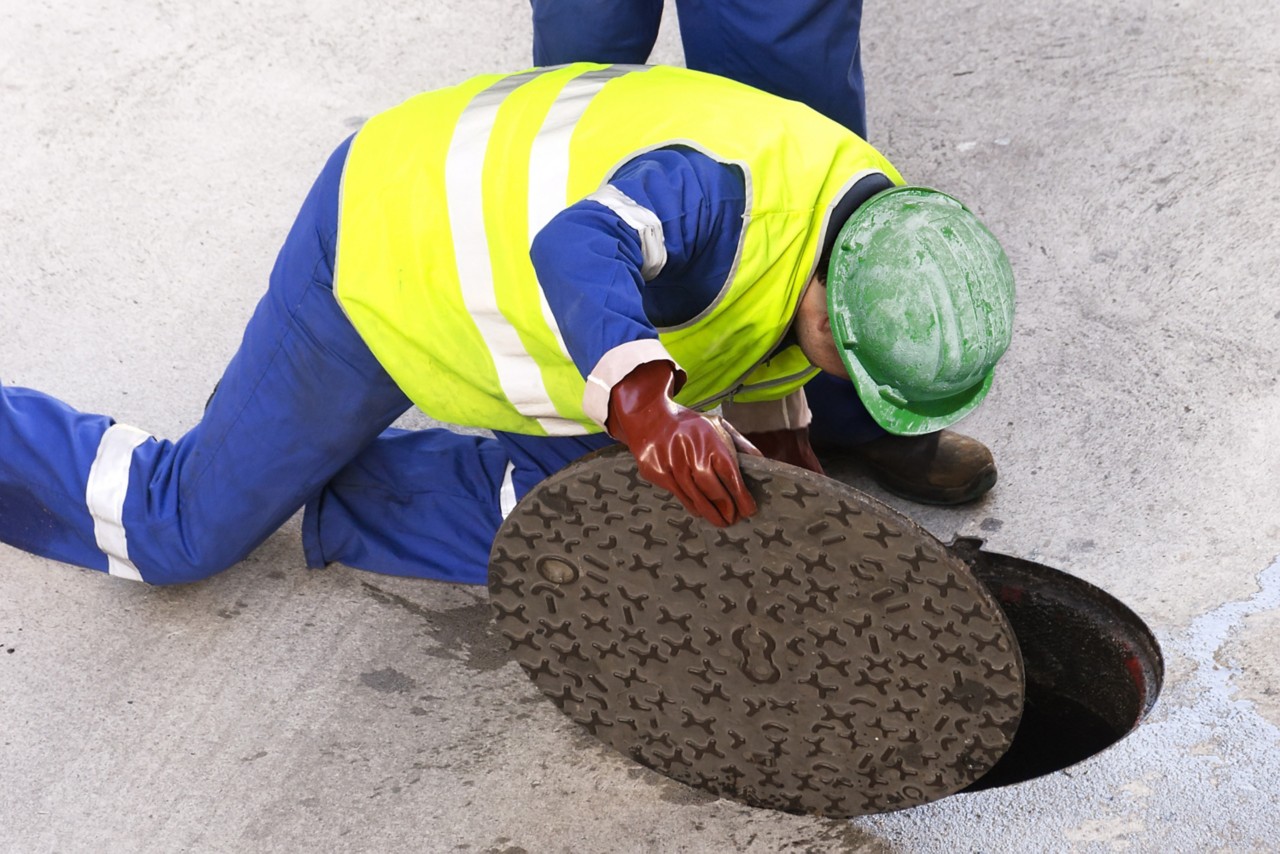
[488,447,1023,816]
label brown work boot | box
[849,429,997,505]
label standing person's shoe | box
[848,430,997,505]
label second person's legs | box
[531,0,665,66]
[674,0,867,137]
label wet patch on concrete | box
[360,666,417,694]
[216,600,249,619]
[1180,558,1280,707]
[361,581,508,673]
[622,765,720,807]
[799,820,896,854]
[481,840,529,854]
[416,601,510,672]
[1219,606,1280,726]
[658,786,720,807]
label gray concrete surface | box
[2,0,1278,851]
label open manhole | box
[949,538,1164,791]
[490,449,1164,814]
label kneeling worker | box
[0,63,1014,586]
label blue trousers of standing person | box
[530,0,868,138]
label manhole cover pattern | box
[489,451,1024,816]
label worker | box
[528,2,992,497]
[530,0,868,137]
[0,63,1013,587]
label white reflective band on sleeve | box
[586,184,668,281]
[499,462,518,519]
[582,338,683,428]
[85,423,151,583]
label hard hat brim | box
[839,354,995,436]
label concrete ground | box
[2,0,1278,851]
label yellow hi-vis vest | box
[334,64,904,436]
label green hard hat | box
[826,186,1015,435]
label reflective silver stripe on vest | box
[586,184,668,280]
[527,68,646,362]
[527,67,645,240]
[447,71,568,432]
[446,66,640,435]
[85,423,151,582]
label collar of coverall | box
[818,171,897,267]
[767,171,897,359]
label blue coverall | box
[530,0,868,138]
[0,139,883,586]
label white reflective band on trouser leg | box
[85,423,152,582]
[499,462,518,519]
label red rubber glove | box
[741,427,825,476]
[607,361,761,527]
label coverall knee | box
[302,428,616,584]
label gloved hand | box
[607,361,761,527]
[742,427,825,476]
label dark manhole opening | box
[950,538,1164,791]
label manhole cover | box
[489,447,1025,816]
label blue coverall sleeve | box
[529,147,746,381]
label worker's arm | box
[530,146,744,402]
[530,147,759,525]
